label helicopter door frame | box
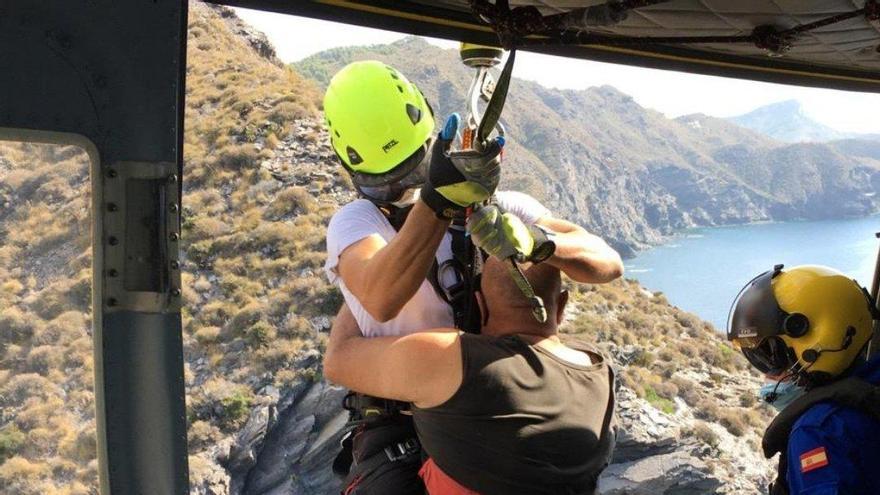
[1,2,190,493]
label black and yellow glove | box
[467,205,556,263]
[420,114,502,219]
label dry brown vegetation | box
[561,279,772,433]
[0,142,96,494]
[0,3,330,491]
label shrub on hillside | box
[0,307,32,344]
[0,456,52,494]
[0,424,25,462]
[686,421,720,449]
[188,378,254,431]
[717,408,749,436]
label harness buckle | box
[384,438,420,462]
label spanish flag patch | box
[800,447,829,473]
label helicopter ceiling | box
[221,0,880,92]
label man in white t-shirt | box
[322,61,623,494]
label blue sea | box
[627,215,880,330]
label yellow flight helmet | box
[728,264,876,382]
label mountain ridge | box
[728,99,856,143]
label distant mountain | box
[296,39,880,256]
[728,99,852,143]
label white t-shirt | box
[325,191,550,337]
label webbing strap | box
[476,49,515,146]
[763,377,880,458]
[341,437,421,490]
[379,202,482,333]
[506,259,547,323]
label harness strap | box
[380,203,483,333]
[341,437,421,490]
[763,377,880,458]
[761,377,880,495]
[343,391,410,420]
[334,391,412,479]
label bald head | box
[478,258,566,336]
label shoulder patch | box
[800,447,829,473]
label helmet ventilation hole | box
[406,103,421,124]
[397,85,404,93]
[335,130,340,138]
[346,146,363,165]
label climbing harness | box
[382,203,484,333]
[333,391,423,494]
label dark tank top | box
[412,333,616,495]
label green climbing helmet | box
[323,61,435,201]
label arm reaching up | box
[467,203,623,285]
[536,216,623,284]
[332,116,503,322]
[336,200,449,322]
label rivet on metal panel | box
[107,268,118,277]
[170,204,179,213]
[170,261,180,270]
[168,174,178,183]
[107,203,118,212]
[169,232,179,241]
[108,236,119,246]
[171,288,181,297]
[107,298,117,307]
[106,169,117,178]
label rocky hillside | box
[0,3,778,494]
[296,40,880,256]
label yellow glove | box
[467,205,555,263]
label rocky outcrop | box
[233,379,347,494]
[598,386,773,495]
[190,373,773,495]
[210,4,281,65]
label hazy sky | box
[233,7,880,133]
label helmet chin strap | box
[766,362,804,404]
[391,188,421,208]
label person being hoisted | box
[324,258,617,495]
[727,264,880,495]
[322,60,623,494]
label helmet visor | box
[346,139,430,203]
[728,265,798,375]
[727,266,787,342]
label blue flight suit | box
[786,355,880,495]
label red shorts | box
[419,458,480,495]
